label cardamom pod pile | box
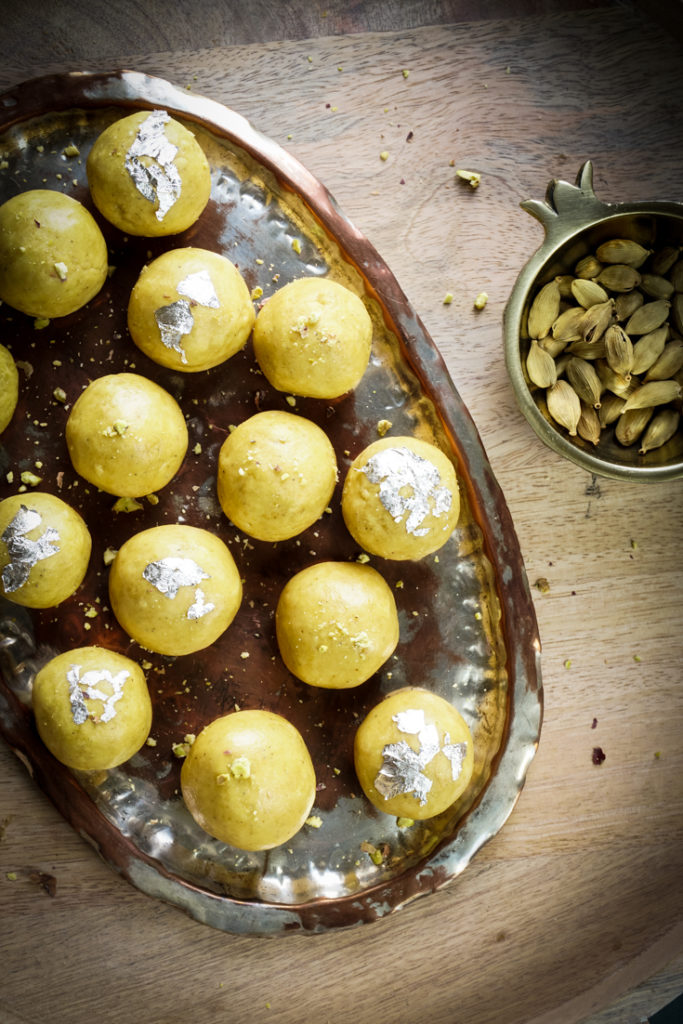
[524,237,683,455]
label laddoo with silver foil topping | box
[32,646,152,771]
[180,710,317,851]
[127,247,255,372]
[65,372,188,497]
[252,276,373,398]
[0,492,91,608]
[0,343,19,433]
[108,524,242,656]
[0,189,108,318]
[341,436,460,560]
[216,410,337,542]
[86,109,211,236]
[354,687,475,819]
[275,561,399,689]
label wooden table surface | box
[2,3,683,1023]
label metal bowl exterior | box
[504,161,683,482]
[0,71,542,935]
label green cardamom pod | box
[596,359,637,398]
[595,238,651,267]
[581,298,614,343]
[577,401,601,445]
[604,324,634,379]
[670,259,683,292]
[552,306,586,343]
[639,273,675,300]
[643,338,683,382]
[621,379,682,413]
[527,279,561,339]
[650,246,681,276]
[567,336,607,360]
[596,264,641,293]
[566,356,602,408]
[598,391,626,427]
[571,278,609,308]
[614,290,644,322]
[672,293,683,335]
[625,299,671,336]
[546,380,581,435]
[526,339,558,388]
[615,406,654,446]
[575,254,603,279]
[630,326,669,376]
[639,408,680,453]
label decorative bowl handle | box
[520,161,612,248]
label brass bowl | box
[504,161,683,481]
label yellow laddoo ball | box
[252,277,373,398]
[65,372,188,497]
[127,247,255,372]
[354,687,475,820]
[275,561,399,689]
[0,343,19,433]
[108,524,242,656]
[0,492,91,608]
[0,190,108,317]
[180,710,316,850]
[341,436,460,560]
[33,646,152,771]
[86,109,211,236]
[217,410,337,541]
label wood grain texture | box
[1,4,683,1024]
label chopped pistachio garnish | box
[33,318,50,330]
[305,815,323,828]
[230,756,251,779]
[112,496,144,513]
[377,418,392,436]
[402,69,410,79]
[62,143,80,157]
[251,286,263,300]
[380,150,389,161]
[291,238,302,254]
[53,386,67,403]
[443,292,454,305]
[103,547,118,565]
[146,493,159,506]
[456,168,481,188]
[474,291,489,310]
[20,470,42,486]
[397,817,414,829]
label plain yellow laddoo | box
[252,276,373,398]
[0,343,19,433]
[33,646,152,771]
[180,710,317,850]
[86,109,211,236]
[0,492,91,608]
[127,247,255,372]
[354,687,475,820]
[0,189,108,317]
[216,410,337,541]
[65,372,188,497]
[275,561,399,689]
[341,435,460,560]
[108,524,242,656]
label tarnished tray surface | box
[0,71,542,934]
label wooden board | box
[1,4,682,1023]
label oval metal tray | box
[0,70,542,935]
